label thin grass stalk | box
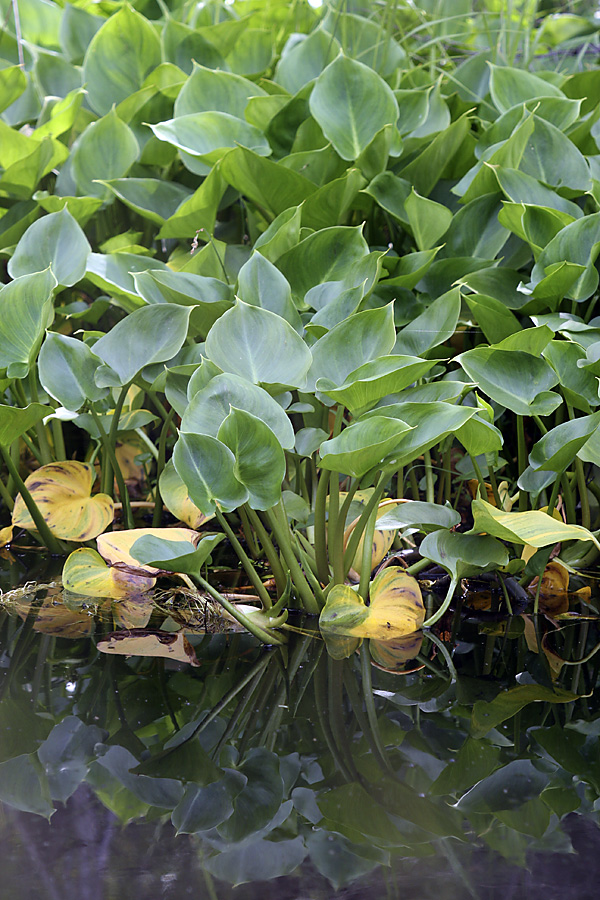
[152,407,175,526]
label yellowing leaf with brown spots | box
[319,567,424,639]
[33,597,94,638]
[96,527,201,576]
[12,461,114,540]
[97,629,199,666]
[63,547,156,598]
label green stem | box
[265,504,320,614]
[0,445,62,554]
[245,506,287,597]
[469,454,486,495]
[423,449,435,504]
[408,465,420,501]
[194,571,285,644]
[313,469,331,587]
[152,407,175,526]
[238,505,260,558]
[215,508,272,609]
[29,371,53,464]
[423,575,459,628]
[343,469,391,579]
[51,419,66,461]
[0,471,14,511]
[358,501,378,602]
[332,478,359,585]
[575,458,591,530]
[91,407,134,530]
[517,415,527,511]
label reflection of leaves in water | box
[97,629,200,666]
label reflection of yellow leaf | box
[12,461,114,540]
[159,460,212,529]
[319,567,424,640]
[370,631,423,671]
[522,615,565,680]
[112,596,154,629]
[0,525,13,547]
[63,547,156,598]
[97,629,199,666]
[97,527,201,576]
[34,597,93,638]
[344,499,402,580]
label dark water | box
[1,560,600,900]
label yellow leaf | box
[319,567,424,640]
[12,461,114,540]
[96,527,201,576]
[63,547,156,598]
[97,629,199,666]
[521,507,564,562]
[115,439,146,491]
[472,498,600,550]
[33,596,94,638]
[159,459,213,529]
[112,596,154,629]
[0,525,13,547]
[344,499,402,580]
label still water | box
[1,554,600,900]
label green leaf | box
[308,305,396,393]
[218,407,286,510]
[489,64,564,113]
[205,301,311,390]
[182,373,295,450]
[394,287,461,356]
[404,188,452,251]
[375,501,461,533]
[93,304,193,388]
[464,293,521,344]
[470,685,580,739]
[363,401,476,468]
[220,146,316,220]
[175,63,265,118]
[83,5,162,115]
[173,432,248,514]
[531,213,600,302]
[457,347,561,416]
[158,163,226,240]
[254,205,302,263]
[543,339,599,413]
[275,28,340,93]
[318,417,413,478]
[0,403,50,447]
[471,497,600,550]
[38,333,107,411]
[419,530,509,581]
[100,178,192,226]
[0,65,27,114]
[217,748,283,843]
[130,533,225,575]
[456,760,549,812]
[150,113,271,166]
[317,355,437,414]
[529,413,600,473]
[237,251,302,331]
[8,209,90,287]
[132,268,233,339]
[309,54,398,161]
[0,754,54,819]
[520,117,591,192]
[0,269,56,379]
[277,225,371,300]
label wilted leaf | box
[97,629,199,666]
[12,461,114,541]
[319,567,424,639]
[63,548,156,598]
[528,560,570,616]
[96,527,201,576]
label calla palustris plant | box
[3,0,600,645]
